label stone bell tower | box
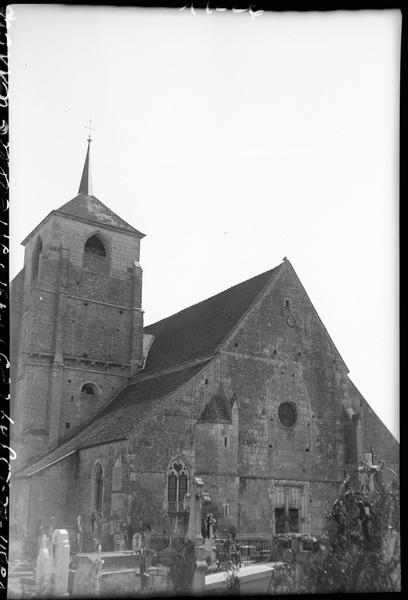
[11,134,146,463]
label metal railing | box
[239,539,271,563]
[213,538,272,567]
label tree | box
[268,459,400,595]
[303,461,400,594]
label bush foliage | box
[168,537,196,593]
[270,464,400,594]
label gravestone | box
[132,531,143,554]
[50,528,70,596]
[148,566,171,593]
[72,555,104,597]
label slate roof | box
[144,266,280,373]
[197,393,232,424]
[15,265,281,478]
[56,194,145,237]
[15,362,209,478]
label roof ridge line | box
[213,263,284,354]
[54,205,145,237]
[80,360,213,452]
[17,357,215,473]
[21,205,144,246]
[135,355,214,381]
[144,268,280,330]
[20,360,213,478]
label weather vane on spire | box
[85,119,95,143]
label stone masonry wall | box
[18,259,399,544]
[71,359,242,540]
[220,262,361,535]
[15,453,80,537]
[12,210,144,459]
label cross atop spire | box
[85,119,95,143]
[78,123,94,195]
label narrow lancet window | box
[31,237,43,283]
[167,459,189,512]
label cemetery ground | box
[7,458,400,597]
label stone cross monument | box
[184,476,211,544]
[184,477,212,592]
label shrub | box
[168,537,196,593]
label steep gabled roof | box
[15,361,210,478]
[144,266,281,373]
[56,194,145,236]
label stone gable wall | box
[16,261,398,544]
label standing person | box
[139,525,148,592]
[75,515,83,554]
[35,534,53,597]
[143,524,152,551]
[139,524,153,592]
[48,516,56,553]
[126,521,134,551]
[36,519,46,553]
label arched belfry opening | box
[83,233,109,274]
[81,382,99,400]
[31,236,43,283]
[85,235,106,257]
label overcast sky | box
[8,6,400,440]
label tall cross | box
[184,477,211,545]
[85,119,95,142]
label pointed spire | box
[78,122,94,195]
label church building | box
[11,139,399,551]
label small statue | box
[204,513,217,539]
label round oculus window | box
[278,402,297,427]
